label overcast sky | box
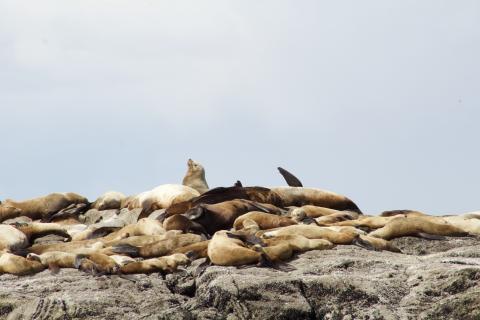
[0,1,479,214]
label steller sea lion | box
[0,251,46,275]
[270,187,362,213]
[208,230,263,266]
[289,205,351,221]
[128,184,200,215]
[171,240,210,259]
[262,234,334,253]
[91,191,126,211]
[1,192,89,221]
[261,224,358,245]
[368,216,471,240]
[314,211,359,226]
[0,225,29,252]
[102,218,166,242]
[183,199,283,235]
[119,253,190,274]
[14,222,71,243]
[110,233,204,258]
[182,159,209,194]
[233,211,297,231]
[0,205,23,222]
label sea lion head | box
[187,159,205,175]
[289,208,306,222]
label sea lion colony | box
[1,158,479,276]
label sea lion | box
[262,234,334,253]
[314,211,359,226]
[119,253,190,274]
[379,210,426,217]
[0,225,29,252]
[290,205,351,221]
[261,225,358,245]
[76,252,120,274]
[26,251,78,269]
[0,251,45,275]
[439,215,480,235]
[182,159,209,194]
[270,187,362,213]
[352,235,402,253]
[207,230,263,266]
[183,199,283,235]
[14,222,72,243]
[128,184,200,214]
[111,233,204,258]
[102,218,166,242]
[162,214,208,235]
[233,211,297,231]
[368,216,471,240]
[171,240,210,259]
[91,191,126,210]
[0,205,23,222]
[1,192,89,221]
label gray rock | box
[1,237,480,319]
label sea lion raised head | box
[182,159,209,194]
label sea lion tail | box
[111,244,140,257]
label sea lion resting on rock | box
[111,233,204,258]
[368,216,471,240]
[0,205,23,223]
[233,211,297,231]
[0,225,29,252]
[119,253,190,274]
[91,191,126,211]
[0,251,45,275]
[261,224,359,245]
[0,192,89,221]
[182,159,209,194]
[270,187,362,213]
[289,205,353,221]
[128,184,200,214]
[182,199,283,235]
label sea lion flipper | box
[301,217,318,225]
[415,233,446,240]
[277,167,303,187]
[111,244,140,257]
[48,263,60,275]
[352,235,378,251]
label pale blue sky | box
[0,1,479,214]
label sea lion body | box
[182,159,209,194]
[0,205,23,222]
[369,217,470,240]
[314,211,359,225]
[271,187,362,213]
[2,193,89,221]
[27,251,77,269]
[0,251,45,275]
[233,212,296,231]
[129,185,200,214]
[262,225,357,245]
[208,231,261,266]
[91,191,126,210]
[263,235,334,253]
[0,225,29,251]
[119,253,190,274]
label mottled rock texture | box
[1,237,479,320]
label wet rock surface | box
[1,237,479,320]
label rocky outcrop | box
[1,237,479,320]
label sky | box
[0,1,479,214]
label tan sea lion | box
[0,205,23,222]
[91,191,126,210]
[0,251,46,275]
[14,222,71,243]
[270,187,362,213]
[368,216,471,240]
[102,218,166,242]
[119,253,190,274]
[171,240,210,259]
[0,225,29,251]
[110,233,204,258]
[233,211,297,231]
[128,184,200,214]
[182,159,209,194]
[262,234,334,253]
[1,192,89,221]
[290,205,350,221]
[314,211,359,226]
[261,224,358,245]
[207,230,263,266]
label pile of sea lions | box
[1,158,479,276]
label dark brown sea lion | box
[183,199,283,235]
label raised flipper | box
[277,167,303,187]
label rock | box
[1,238,480,319]
[118,208,143,225]
[81,209,119,225]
